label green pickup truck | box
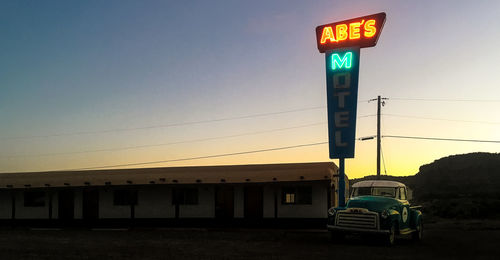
[327,180,423,245]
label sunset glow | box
[1,1,499,180]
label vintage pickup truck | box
[327,180,423,245]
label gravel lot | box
[0,219,499,260]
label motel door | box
[58,190,74,221]
[244,186,263,218]
[82,189,99,220]
[215,186,234,219]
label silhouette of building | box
[0,162,347,227]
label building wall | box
[99,187,131,218]
[179,186,214,218]
[98,185,216,219]
[233,182,329,219]
[276,182,329,218]
[0,180,332,221]
[14,190,51,219]
[135,186,174,218]
[0,191,11,219]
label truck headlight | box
[328,208,336,216]
[381,210,388,219]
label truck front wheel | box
[412,220,423,242]
[385,223,396,246]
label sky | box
[1,0,499,178]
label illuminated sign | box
[325,48,360,158]
[331,52,352,70]
[316,12,386,53]
[316,13,385,207]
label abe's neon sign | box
[316,12,386,159]
[315,12,386,207]
[316,13,386,53]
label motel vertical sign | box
[316,12,386,159]
[325,48,360,158]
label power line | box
[61,141,329,171]
[383,114,500,125]
[358,114,376,118]
[383,135,500,143]
[2,122,328,158]
[381,108,387,175]
[2,106,326,140]
[1,114,376,158]
[389,97,500,102]
[7,133,499,172]
[380,142,387,175]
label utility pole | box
[377,96,381,179]
[368,96,388,179]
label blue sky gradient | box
[1,0,499,177]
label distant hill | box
[351,152,500,218]
[412,152,500,199]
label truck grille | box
[335,211,378,229]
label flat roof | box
[0,162,339,189]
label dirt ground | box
[0,219,499,260]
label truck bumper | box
[327,225,390,234]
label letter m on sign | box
[332,52,352,70]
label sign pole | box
[338,158,346,207]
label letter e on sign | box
[335,112,349,127]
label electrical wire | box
[383,135,500,143]
[2,106,326,140]
[7,133,499,172]
[388,98,500,102]
[358,114,376,118]
[380,142,387,175]
[2,122,328,158]
[0,115,374,158]
[381,111,387,175]
[383,114,500,125]
[61,141,329,171]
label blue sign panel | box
[325,48,360,158]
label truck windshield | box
[352,187,397,198]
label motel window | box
[24,191,45,207]
[281,186,312,205]
[113,190,138,206]
[172,188,198,205]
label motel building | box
[0,162,348,227]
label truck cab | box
[327,180,423,245]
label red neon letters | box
[316,12,386,53]
[320,19,376,44]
